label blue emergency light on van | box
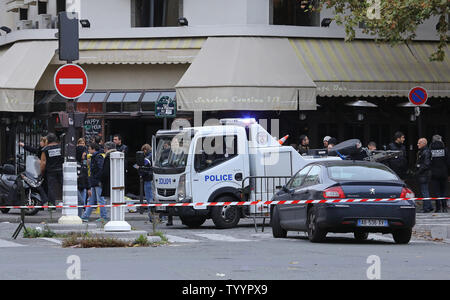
[205,174,233,182]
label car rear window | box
[328,165,399,181]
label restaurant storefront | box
[1,35,449,195]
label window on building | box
[272,0,319,26]
[19,8,28,20]
[106,92,125,113]
[90,92,107,113]
[57,0,66,13]
[38,1,47,15]
[76,93,93,113]
[132,0,180,27]
[122,92,142,112]
[141,91,160,112]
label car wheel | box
[354,231,369,241]
[271,206,287,238]
[392,228,412,244]
[210,196,240,229]
[179,216,206,228]
[307,206,327,243]
[0,208,10,214]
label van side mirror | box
[136,151,145,167]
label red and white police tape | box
[0,197,448,210]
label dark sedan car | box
[271,160,416,244]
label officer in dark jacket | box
[40,133,63,206]
[416,138,433,213]
[429,135,450,212]
[388,132,408,179]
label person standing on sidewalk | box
[388,132,408,180]
[429,135,450,213]
[298,135,310,155]
[40,133,63,206]
[101,142,117,212]
[139,144,153,203]
[82,143,108,222]
[416,138,433,213]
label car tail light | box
[400,187,415,198]
[323,186,345,199]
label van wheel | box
[0,208,10,214]
[392,228,412,244]
[180,216,206,228]
[307,206,327,243]
[271,206,287,238]
[210,196,240,229]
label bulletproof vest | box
[44,144,64,173]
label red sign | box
[408,86,428,106]
[54,64,88,99]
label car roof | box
[310,160,389,168]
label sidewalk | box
[413,212,450,240]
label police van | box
[151,118,338,229]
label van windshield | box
[154,135,191,170]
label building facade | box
[1,0,449,194]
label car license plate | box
[357,219,388,227]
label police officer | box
[388,132,408,180]
[40,133,64,206]
[429,135,450,213]
[416,138,433,213]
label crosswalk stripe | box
[0,239,25,248]
[194,233,251,242]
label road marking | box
[59,78,84,85]
[165,235,199,243]
[0,239,25,248]
[194,233,251,242]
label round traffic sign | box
[408,86,428,106]
[54,64,88,99]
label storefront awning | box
[0,41,57,112]
[175,37,317,111]
[49,38,206,65]
[290,39,450,98]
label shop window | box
[38,1,47,15]
[132,0,180,27]
[76,93,92,113]
[123,92,142,112]
[106,92,124,113]
[57,0,66,13]
[19,8,28,20]
[194,135,238,172]
[272,0,319,26]
[90,92,106,113]
[141,91,160,112]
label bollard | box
[104,151,131,232]
[58,161,82,224]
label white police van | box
[151,118,338,229]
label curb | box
[413,224,450,239]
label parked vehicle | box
[0,156,47,216]
[149,118,339,229]
[271,160,416,244]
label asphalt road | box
[1,215,449,280]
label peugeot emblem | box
[369,188,375,195]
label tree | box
[303,0,449,61]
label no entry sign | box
[54,64,88,99]
[408,86,428,106]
